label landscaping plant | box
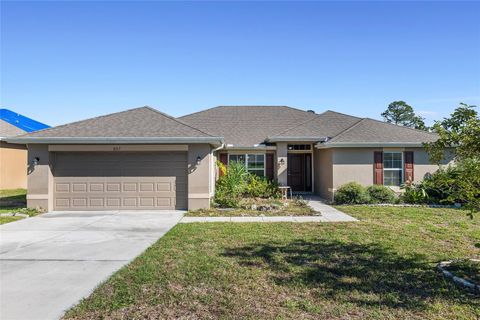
[366,185,397,204]
[214,161,280,208]
[334,182,370,204]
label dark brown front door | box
[287,153,312,192]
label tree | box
[382,101,427,130]
[423,103,480,216]
[424,103,480,164]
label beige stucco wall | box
[313,148,333,199]
[275,143,288,186]
[187,144,212,210]
[25,144,213,211]
[0,141,27,189]
[26,144,53,210]
[316,147,451,201]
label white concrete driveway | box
[0,211,184,320]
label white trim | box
[224,146,277,151]
[383,151,404,186]
[188,193,211,199]
[48,144,188,152]
[316,142,426,148]
[228,153,266,177]
[27,194,49,200]
[6,136,224,146]
[267,136,326,142]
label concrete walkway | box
[0,210,184,320]
[180,198,357,223]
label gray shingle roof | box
[15,106,215,139]
[325,118,438,145]
[179,106,319,146]
[0,119,26,138]
[269,110,362,140]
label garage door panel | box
[53,152,187,210]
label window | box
[287,144,311,151]
[383,152,403,186]
[228,154,265,177]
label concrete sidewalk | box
[0,210,183,320]
[180,198,357,223]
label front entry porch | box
[287,153,313,192]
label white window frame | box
[228,153,266,176]
[383,151,404,186]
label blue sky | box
[1,1,479,127]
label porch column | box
[277,142,288,186]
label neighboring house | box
[0,109,50,189]
[6,106,446,212]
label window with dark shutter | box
[266,153,274,180]
[404,151,414,183]
[374,151,383,185]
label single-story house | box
[6,106,447,211]
[0,109,50,189]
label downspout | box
[210,143,225,198]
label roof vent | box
[307,110,315,113]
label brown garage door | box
[53,152,187,210]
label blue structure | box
[0,108,50,133]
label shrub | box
[400,159,480,216]
[245,174,280,198]
[214,161,248,207]
[401,183,428,204]
[366,185,397,204]
[214,161,280,207]
[334,182,370,204]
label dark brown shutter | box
[404,151,414,183]
[219,153,228,176]
[266,153,274,180]
[374,151,383,185]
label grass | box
[0,189,40,223]
[444,260,480,284]
[65,206,479,320]
[187,198,315,217]
[0,216,24,225]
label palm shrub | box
[366,185,397,203]
[214,161,248,207]
[334,182,370,204]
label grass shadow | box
[223,239,478,310]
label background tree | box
[382,101,427,130]
[424,103,480,164]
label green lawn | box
[65,207,479,320]
[0,189,39,223]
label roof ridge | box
[363,117,438,136]
[144,106,216,137]
[13,106,149,138]
[178,105,224,120]
[180,105,317,119]
[323,109,363,120]
[327,118,367,143]
[268,111,328,138]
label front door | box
[287,153,312,192]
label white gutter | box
[224,145,277,151]
[5,136,224,147]
[266,136,327,143]
[315,142,427,148]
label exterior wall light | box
[196,156,202,166]
[279,158,285,166]
[32,157,40,166]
